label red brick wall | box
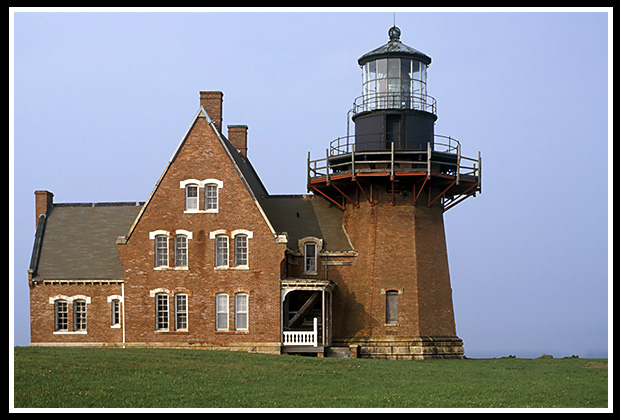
[331,184,458,342]
[117,112,285,349]
[30,283,123,345]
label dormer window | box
[304,242,317,274]
[298,237,323,275]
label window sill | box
[184,209,219,214]
[154,266,189,271]
[215,330,249,335]
[214,266,249,271]
[54,331,87,335]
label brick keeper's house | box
[28,27,481,359]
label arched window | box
[175,293,188,331]
[304,242,317,274]
[54,300,68,332]
[174,234,188,268]
[185,184,199,211]
[205,183,218,211]
[215,293,229,331]
[73,299,87,331]
[215,235,229,268]
[235,293,248,331]
[155,293,169,331]
[154,234,168,268]
[234,234,248,267]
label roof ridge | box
[53,202,145,208]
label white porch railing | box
[282,317,318,347]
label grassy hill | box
[12,346,608,409]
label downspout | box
[122,282,126,348]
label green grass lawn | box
[12,346,608,409]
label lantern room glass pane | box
[376,59,387,80]
[387,58,400,78]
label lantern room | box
[357,26,433,114]
[353,26,437,152]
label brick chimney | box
[200,91,223,133]
[34,190,53,227]
[228,125,248,158]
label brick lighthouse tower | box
[307,26,482,359]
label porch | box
[280,279,335,354]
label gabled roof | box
[30,202,143,280]
[123,106,278,243]
[29,104,355,282]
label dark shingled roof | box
[260,195,353,252]
[218,130,353,252]
[31,202,142,280]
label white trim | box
[149,288,171,297]
[209,229,228,239]
[175,229,193,240]
[107,295,124,303]
[203,179,224,189]
[48,295,91,304]
[179,178,224,189]
[298,236,323,252]
[231,229,253,239]
[149,230,170,240]
[235,292,249,332]
[215,293,229,331]
[179,179,202,189]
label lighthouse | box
[307,26,482,359]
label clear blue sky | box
[11,9,610,358]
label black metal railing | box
[308,135,481,188]
[353,92,437,115]
[329,133,459,156]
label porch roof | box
[281,278,336,292]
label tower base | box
[333,336,465,360]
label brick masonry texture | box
[29,92,464,358]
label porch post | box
[321,289,326,346]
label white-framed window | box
[110,299,121,327]
[180,179,223,213]
[304,242,317,274]
[155,234,168,268]
[174,234,188,268]
[50,295,91,334]
[175,293,188,331]
[298,237,322,275]
[73,299,87,331]
[235,293,248,331]
[155,293,169,331]
[185,184,199,211]
[205,184,218,211]
[215,293,229,331]
[54,300,68,332]
[215,235,229,268]
[234,234,248,267]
